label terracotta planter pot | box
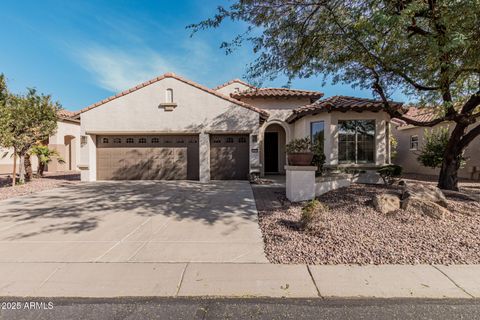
[287,152,314,166]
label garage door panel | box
[97,136,198,180]
[210,134,249,180]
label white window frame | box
[410,135,419,150]
[166,88,174,103]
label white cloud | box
[77,46,180,92]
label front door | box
[264,132,278,173]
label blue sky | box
[0,0,399,111]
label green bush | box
[417,127,466,169]
[285,137,312,153]
[377,164,403,185]
[312,139,326,175]
[300,199,328,229]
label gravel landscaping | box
[0,172,80,201]
[256,183,480,265]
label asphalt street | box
[1,297,479,320]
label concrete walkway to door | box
[0,181,267,263]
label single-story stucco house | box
[74,73,401,182]
[0,110,81,175]
[392,108,480,180]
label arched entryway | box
[263,123,288,175]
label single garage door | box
[96,135,199,180]
[210,134,249,180]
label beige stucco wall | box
[79,77,261,181]
[0,147,17,174]
[48,119,81,172]
[0,150,39,175]
[241,97,312,122]
[393,122,480,179]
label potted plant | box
[285,137,314,166]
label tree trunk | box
[11,148,17,187]
[38,161,45,176]
[438,156,460,191]
[437,123,466,191]
[18,153,25,184]
[24,153,32,181]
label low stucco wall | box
[315,176,351,196]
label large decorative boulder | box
[373,193,401,214]
[401,197,449,219]
[401,183,448,208]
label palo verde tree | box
[190,0,480,190]
[0,78,60,185]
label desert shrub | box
[417,127,466,169]
[300,199,328,229]
[377,164,403,185]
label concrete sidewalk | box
[0,262,478,299]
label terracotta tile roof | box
[57,109,80,122]
[286,95,403,123]
[231,88,324,100]
[213,79,256,90]
[392,107,441,126]
[57,109,76,118]
[76,73,269,118]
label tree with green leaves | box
[191,0,480,191]
[0,75,17,185]
[0,77,60,185]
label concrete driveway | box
[0,181,267,263]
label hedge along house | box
[75,73,401,182]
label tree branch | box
[460,90,480,114]
[459,123,480,150]
[370,69,447,127]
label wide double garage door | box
[96,134,249,180]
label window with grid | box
[338,120,375,163]
[126,138,134,144]
[113,138,121,144]
[226,137,234,143]
[138,138,146,144]
[151,137,160,143]
[102,138,109,144]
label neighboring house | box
[392,108,480,180]
[75,73,401,182]
[0,110,81,175]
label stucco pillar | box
[376,119,387,165]
[79,134,96,182]
[250,131,260,175]
[285,165,316,202]
[199,132,210,182]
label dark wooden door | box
[210,134,249,180]
[264,132,278,173]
